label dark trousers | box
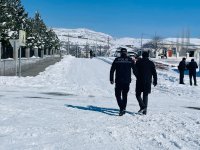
[136,91,148,109]
[115,83,130,111]
[189,73,197,85]
[179,70,184,84]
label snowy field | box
[0,56,200,150]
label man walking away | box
[135,51,157,115]
[90,50,93,59]
[187,59,198,86]
[178,58,186,84]
[110,48,136,116]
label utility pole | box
[67,33,70,55]
[107,36,110,48]
[76,43,78,58]
[107,36,110,56]
[95,38,97,56]
[100,45,102,56]
[199,52,200,73]
[181,29,185,55]
[86,41,88,58]
[176,35,180,58]
[19,47,21,77]
[186,28,190,53]
[140,33,143,56]
[0,42,1,61]
[14,41,18,76]
[154,32,158,55]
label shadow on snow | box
[64,104,135,116]
[42,92,76,97]
[185,106,200,111]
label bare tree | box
[142,35,163,57]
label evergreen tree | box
[0,0,60,58]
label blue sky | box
[21,0,200,38]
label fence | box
[0,56,60,76]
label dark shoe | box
[119,110,125,116]
[119,110,124,116]
[138,108,146,114]
[143,110,147,115]
[122,109,126,115]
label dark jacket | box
[187,61,198,74]
[178,60,186,71]
[135,58,157,94]
[110,56,136,84]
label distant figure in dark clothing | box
[187,59,198,86]
[110,48,136,116]
[134,51,157,115]
[90,50,93,58]
[178,58,186,84]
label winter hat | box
[120,48,127,53]
[142,51,149,58]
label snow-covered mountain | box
[114,37,151,48]
[54,28,200,49]
[53,28,151,48]
[53,28,113,46]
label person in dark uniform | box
[178,58,186,84]
[90,50,93,59]
[134,51,157,115]
[110,48,136,116]
[187,59,198,86]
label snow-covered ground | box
[0,56,200,150]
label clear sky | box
[21,0,200,38]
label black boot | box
[119,109,126,116]
[143,109,147,115]
[119,110,124,116]
[136,96,145,109]
[141,95,148,115]
[138,107,147,114]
